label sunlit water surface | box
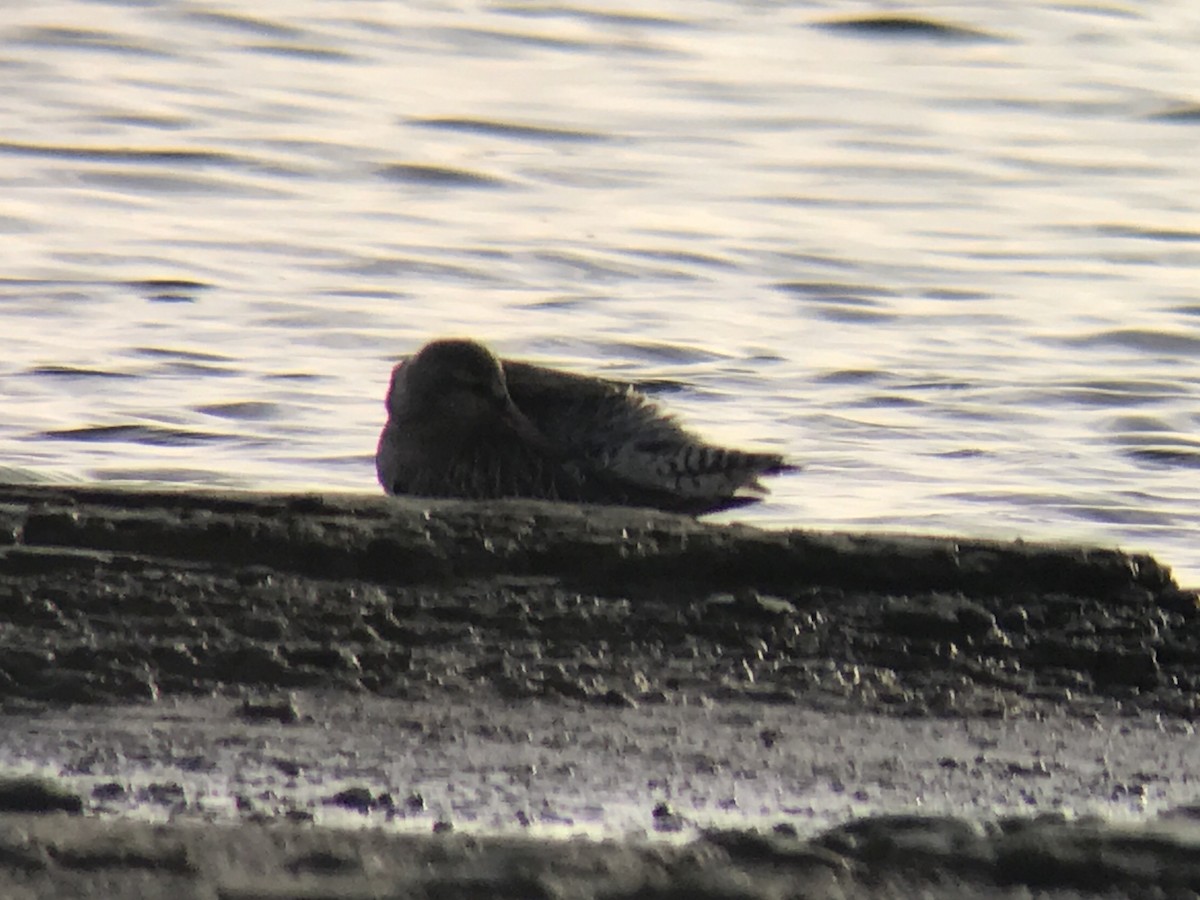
[1,1,1198,583]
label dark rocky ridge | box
[0,483,1196,715]
[0,482,1177,596]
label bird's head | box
[385,339,540,446]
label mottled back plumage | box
[376,338,796,514]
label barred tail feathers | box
[610,440,796,500]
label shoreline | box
[0,483,1194,715]
[1,483,1198,897]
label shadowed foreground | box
[0,804,1197,899]
[0,483,1198,898]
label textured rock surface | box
[1,483,1198,898]
[0,807,1199,899]
[0,483,1195,715]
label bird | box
[375,338,797,515]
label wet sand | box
[0,484,1197,897]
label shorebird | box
[375,338,797,515]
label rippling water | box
[1,2,1198,583]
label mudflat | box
[0,484,1197,898]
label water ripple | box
[1049,380,1184,407]
[813,15,1003,42]
[494,5,694,30]
[378,164,507,189]
[1125,447,1200,469]
[1061,330,1200,355]
[775,282,896,323]
[589,341,728,366]
[247,45,356,62]
[123,280,212,302]
[0,142,248,166]
[1148,104,1200,124]
[27,366,135,380]
[774,281,895,299]
[941,491,1178,527]
[814,370,885,385]
[428,25,612,54]
[409,118,607,143]
[92,113,191,130]
[15,26,168,56]
[77,170,288,198]
[40,425,228,447]
[132,348,235,364]
[196,402,284,421]
[622,248,736,270]
[90,467,247,485]
[1095,224,1200,243]
[183,11,306,40]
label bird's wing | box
[502,360,691,454]
[503,359,794,508]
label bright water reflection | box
[0,1,1197,582]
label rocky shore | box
[0,801,1198,899]
[1,483,1197,898]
